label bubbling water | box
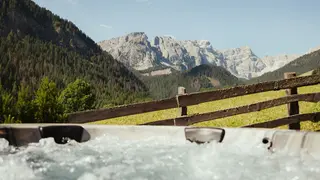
[1,134,320,180]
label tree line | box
[0,31,150,108]
[313,67,320,75]
[141,64,243,99]
[0,77,95,123]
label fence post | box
[174,87,187,126]
[284,72,300,130]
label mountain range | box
[0,0,149,107]
[98,32,308,79]
[248,48,320,83]
[1,0,319,110]
[0,0,246,107]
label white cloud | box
[100,24,113,29]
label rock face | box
[98,32,302,79]
[151,36,224,71]
[258,54,301,76]
[152,36,192,71]
[220,46,265,79]
[98,32,158,70]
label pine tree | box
[16,84,35,123]
[33,77,63,123]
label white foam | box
[1,134,320,180]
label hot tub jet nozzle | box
[184,127,225,144]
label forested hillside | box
[248,49,320,83]
[0,33,149,105]
[0,0,245,124]
[0,0,100,57]
[0,0,150,123]
[142,64,243,99]
[313,67,320,75]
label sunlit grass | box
[91,83,320,131]
[300,70,314,76]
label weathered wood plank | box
[142,93,320,126]
[177,87,187,116]
[243,112,320,128]
[68,75,320,123]
[178,75,320,107]
[67,98,178,123]
[284,72,300,130]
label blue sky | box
[33,0,320,57]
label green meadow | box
[92,82,320,131]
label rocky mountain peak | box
[125,32,148,42]
[197,40,211,48]
[222,46,255,55]
[129,32,146,36]
[98,32,156,70]
[98,32,306,79]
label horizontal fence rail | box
[67,98,177,123]
[67,74,320,123]
[243,112,320,128]
[142,93,320,126]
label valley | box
[0,0,319,127]
[1,1,320,180]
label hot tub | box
[1,124,320,180]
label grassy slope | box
[92,78,320,131]
[300,70,314,77]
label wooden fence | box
[67,72,320,130]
